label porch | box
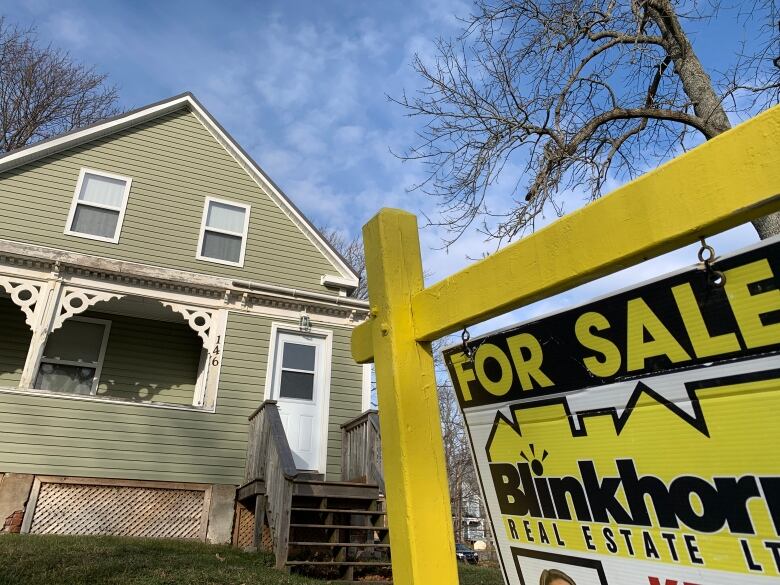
[0,292,220,410]
[237,402,391,582]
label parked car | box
[455,543,479,564]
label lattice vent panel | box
[30,483,205,539]
[233,503,271,550]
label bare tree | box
[438,380,483,542]
[397,0,780,244]
[0,17,121,153]
[319,227,368,299]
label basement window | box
[196,197,250,266]
[65,168,132,243]
[34,317,111,396]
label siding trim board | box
[0,93,359,289]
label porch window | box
[196,197,250,266]
[279,342,317,400]
[65,169,132,243]
[34,317,111,396]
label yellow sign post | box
[352,104,780,585]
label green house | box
[0,95,386,569]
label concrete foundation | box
[0,473,34,534]
[206,484,237,544]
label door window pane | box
[279,371,315,400]
[35,363,96,395]
[43,319,106,363]
[79,173,127,207]
[282,343,316,371]
[206,201,246,232]
[201,231,242,263]
[71,206,120,239]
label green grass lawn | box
[456,562,505,585]
[0,534,504,585]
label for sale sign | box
[444,238,780,585]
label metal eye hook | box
[461,328,474,361]
[698,237,726,288]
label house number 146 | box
[211,335,221,366]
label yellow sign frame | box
[351,105,780,585]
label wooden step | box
[292,480,380,499]
[290,523,389,531]
[295,472,325,481]
[235,479,265,503]
[291,507,386,515]
[289,541,390,548]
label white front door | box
[271,331,326,471]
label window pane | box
[43,320,106,363]
[279,370,314,400]
[206,201,246,233]
[71,205,120,238]
[79,173,127,207]
[201,231,242,263]
[282,343,316,371]
[35,363,96,395]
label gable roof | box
[0,92,360,287]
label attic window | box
[196,197,250,266]
[65,169,132,243]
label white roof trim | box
[0,93,360,287]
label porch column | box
[161,302,227,408]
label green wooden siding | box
[0,297,31,386]
[0,311,363,484]
[0,109,339,293]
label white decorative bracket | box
[161,302,214,346]
[53,288,124,331]
[0,277,42,329]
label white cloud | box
[45,12,88,47]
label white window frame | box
[34,316,112,396]
[196,196,251,267]
[64,168,133,244]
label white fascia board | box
[0,95,192,173]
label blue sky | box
[3,1,768,335]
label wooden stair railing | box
[340,410,384,493]
[244,400,298,569]
[241,405,391,581]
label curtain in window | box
[35,363,96,395]
[79,174,126,206]
[72,206,120,238]
[201,232,242,263]
[206,201,246,232]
